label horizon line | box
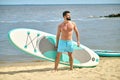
[0,3,120,6]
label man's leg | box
[54,52,62,71]
[68,52,73,70]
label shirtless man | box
[54,11,80,71]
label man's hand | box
[77,41,80,47]
[54,45,58,50]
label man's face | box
[65,13,71,21]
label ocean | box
[0,4,120,64]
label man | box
[54,11,80,71]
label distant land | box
[100,13,120,18]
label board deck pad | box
[38,36,92,64]
[38,36,81,64]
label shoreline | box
[0,57,120,80]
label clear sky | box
[0,0,120,5]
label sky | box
[0,0,120,5]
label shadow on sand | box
[0,67,80,75]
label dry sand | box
[0,57,120,80]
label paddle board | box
[8,28,99,67]
[94,50,120,57]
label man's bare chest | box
[61,24,74,32]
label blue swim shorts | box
[57,40,74,53]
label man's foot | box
[70,67,73,70]
[51,68,58,72]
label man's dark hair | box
[63,11,70,17]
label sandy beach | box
[0,57,120,80]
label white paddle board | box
[8,28,99,67]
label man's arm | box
[73,22,80,47]
[56,25,61,48]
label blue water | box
[0,4,120,64]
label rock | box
[100,13,120,18]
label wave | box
[73,17,120,21]
[0,17,119,23]
[0,21,20,23]
[0,19,63,23]
[72,18,107,21]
